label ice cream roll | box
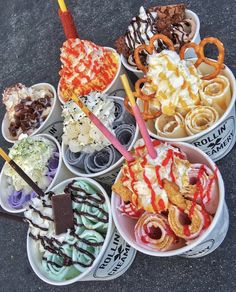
[65,148,87,169]
[118,200,144,219]
[168,201,212,240]
[185,106,219,136]
[135,212,180,251]
[200,75,231,116]
[113,99,135,127]
[84,146,121,174]
[184,164,218,215]
[114,124,136,149]
[155,113,187,138]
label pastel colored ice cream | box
[3,137,59,209]
[25,179,109,281]
[2,83,53,138]
[112,139,219,251]
[59,39,119,102]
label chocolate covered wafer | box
[52,193,74,235]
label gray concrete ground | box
[0,0,235,291]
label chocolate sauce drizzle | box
[171,20,192,47]
[125,11,157,50]
[125,11,167,66]
[27,180,108,269]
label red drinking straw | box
[58,0,78,39]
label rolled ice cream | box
[112,139,219,251]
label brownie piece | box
[149,4,186,32]
[114,35,131,58]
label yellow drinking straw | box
[58,0,67,12]
[121,74,157,159]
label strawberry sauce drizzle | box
[205,167,218,203]
[141,157,160,212]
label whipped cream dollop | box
[62,92,116,153]
[122,139,190,213]
[143,50,202,116]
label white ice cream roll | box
[185,106,219,136]
[155,113,187,138]
[200,75,231,116]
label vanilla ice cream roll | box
[155,113,187,138]
[113,99,135,127]
[168,201,212,240]
[185,106,219,136]
[200,75,231,116]
[114,124,136,149]
[65,148,87,170]
[84,146,121,174]
[135,212,181,252]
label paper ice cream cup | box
[146,61,236,161]
[112,142,229,258]
[57,47,129,104]
[27,177,136,285]
[0,134,73,214]
[62,96,139,185]
[2,83,63,144]
[121,9,201,78]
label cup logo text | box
[93,229,136,279]
[192,116,235,161]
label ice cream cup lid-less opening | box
[61,96,139,180]
[27,177,113,286]
[57,47,122,104]
[2,83,58,144]
[146,60,236,143]
[0,133,62,214]
[111,141,225,257]
[121,9,200,75]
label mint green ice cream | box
[25,179,109,282]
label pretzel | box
[124,94,161,120]
[134,34,175,73]
[179,37,225,80]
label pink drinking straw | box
[120,75,157,159]
[64,90,134,162]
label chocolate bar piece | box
[52,194,74,235]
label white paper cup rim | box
[121,9,200,74]
[147,61,236,142]
[57,47,121,104]
[1,83,57,143]
[111,141,225,257]
[27,177,113,286]
[62,96,139,178]
[0,133,62,213]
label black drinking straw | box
[0,147,44,197]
